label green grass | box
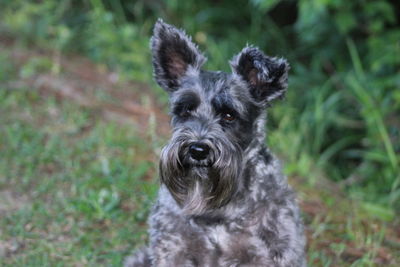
[0,85,158,266]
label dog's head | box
[152,19,289,215]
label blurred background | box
[0,0,399,266]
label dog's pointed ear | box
[151,19,206,93]
[230,46,289,104]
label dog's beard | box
[159,129,242,215]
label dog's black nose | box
[189,143,210,161]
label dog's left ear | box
[230,46,289,104]
[151,19,206,93]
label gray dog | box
[125,19,306,267]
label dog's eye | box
[180,108,192,118]
[222,112,235,122]
[174,104,193,118]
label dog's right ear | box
[151,19,206,93]
[230,46,289,105]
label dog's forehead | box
[178,70,236,99]
[199,70,231,93]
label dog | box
[125,19,306,267]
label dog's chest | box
[192,220,271,266]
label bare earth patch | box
[0,190,29,216]
[6,44,170,137]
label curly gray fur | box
[125,19,306,267]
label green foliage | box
[289,0,400,208]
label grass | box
[0,45,399,266]
[0,80,158,266]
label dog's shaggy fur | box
[125,19,306,267]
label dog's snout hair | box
[160,122,243,215]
